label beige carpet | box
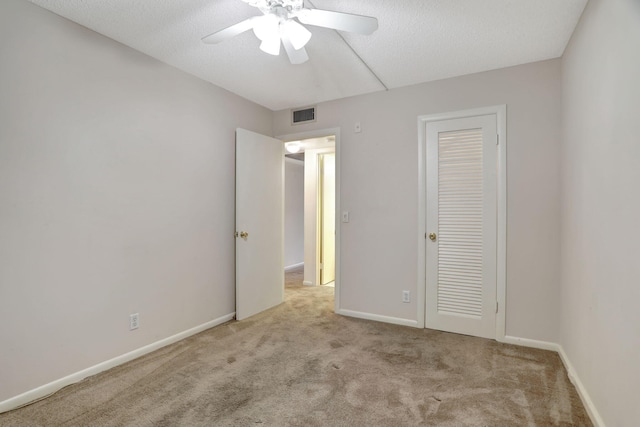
[1,267,592,426]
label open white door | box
[235,128,284,320]
[425,115,497,339]
[319,153,336,285]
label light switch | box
[354,122,361,133]
[342,211,350,223]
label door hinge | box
[496,301,499,313]
[496,134,499,145]
[425,232,427,239]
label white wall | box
[284,158,304,268]
[561,0,640,425]
[274,59,563,340]
[0,0,272,403]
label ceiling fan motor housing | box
[242,0,304,15]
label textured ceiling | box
[27,0,587,111]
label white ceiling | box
[27,0,587,111]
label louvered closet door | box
[425,115,497,339]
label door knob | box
[240,231,249,239]
[429,232,437,241]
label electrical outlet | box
[402,290,410,303]
[129,313,139,330]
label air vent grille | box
[292,107,316,124]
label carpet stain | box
[329,339,343,348]
[255,333,270,349]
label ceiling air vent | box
[291,106,316,125]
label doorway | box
[281,128,340,311]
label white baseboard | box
[1,316,604,427]
[500,335,604,427]
[337,309,419,328]
[557,346,605,427]
[303,280,314,286]
[284,262,304,272]
[500,335,561,352]
[0,312,235,414]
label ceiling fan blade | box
[297,9,378,35]
[202,18,256,44]
[282,33,309,64]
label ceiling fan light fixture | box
[281,19,311,50]
[252,13,279,41]
[259,36,281,55]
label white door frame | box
[277,128,341,314]
[417,106,507,340]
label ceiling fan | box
[202,0,378,64]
